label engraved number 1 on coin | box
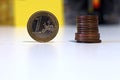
[35,17,42,32]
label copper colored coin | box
[75,33,100,37]
[75,36,101,43]
[75,37,100,40]
[27,11,59,42]
[77,23,98,25]
[77,26,98,28]
[75,38,101,42]
[77,18,97,20]
[77,21,98,24]
[75,38,101,43]
[77,29,98,31]
[77,27,98,30]
[76,37,100,40]
[75,37,100,41]
[77,29,98,32]
[75,34,100,38]
[77,31,99,34]
[75,35,99,38]
[77,30,98,32]
[77,15,98,17]
[77,15,98,19]
[77,25,98,28]
[75,33,100,39]
[75,34,100,39]
[77,21,98,23]
[77,18,98,20]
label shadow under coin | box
[23,41,55,43]
[69,40,76,43]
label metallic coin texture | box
[27,11,59,42]
[75,15,101,43]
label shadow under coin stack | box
[75,15,101,43]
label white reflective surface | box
[0,25,120,80]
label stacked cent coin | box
[75,15,101,43]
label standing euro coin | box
[27,11,59,42]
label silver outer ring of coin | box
[27,11,59,42]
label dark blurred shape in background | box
[0,0,14,26]
[0,0,120,26]
[64,0,120,25]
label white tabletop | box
[0,25,120,80]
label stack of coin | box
[75,15,101,43]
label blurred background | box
[0,0,120,26]
[0,0,14,26]
[0,0,64,27]
[64,0,120,25]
